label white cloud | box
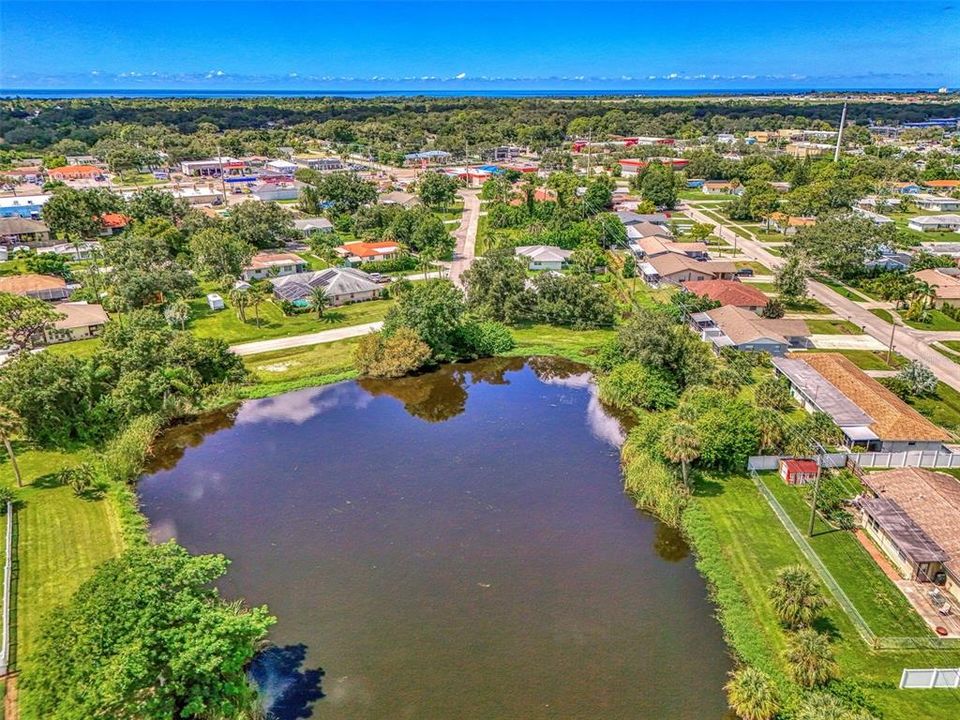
[454,72,466,80]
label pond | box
[139,357,731,719]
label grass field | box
[870,307,960,332]
[691,472,960,719]
[188,297,394,344]
[909,381,960,435]
[805,319,862,335]
[506,324,614,363]
[783,296,832,314]
[2,446,124,666]
[734,260,771,274]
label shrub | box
[97,414,164,486]
[598,361,678,411]
[457,320,515,358]
[355,255,419,274]
[784,629,838,688]
[354,328,432,378]
[621,421,689,527]
[0,486,16,510]
[62,462,108,499]
[724,666,781,720]
[769,565,827,630]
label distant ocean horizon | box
[0,87,948,100]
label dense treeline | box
[2,96,959,158]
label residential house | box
[0,217,51,247]
[0,194,51,219]
[856,468,960,600]
[681,279,769,312]
[625,222,673,242]
[690,305,809,355]
[779,458,819,485]
[634,237,710,261]
[43,302,109,344]
[100,212,131,236]
[37,241,100,261]
[857,196,902,212]
[701,181,741,195]
[893,182,922,195]
[769,212,816,235]
[616,210,670,227]
[0,273,71,301]
[242,252,308,281]
[912,194,960,212]
[908,215,960,233]
[335,241,401,264]
[853,207,894,226]
[378,191,421,208]
[640,253,737,286]
[293,217,333,234]
[911,268,960,307]
[923,180,960,192]
[47,165,103,181]
[771,353,952,452]
[514,245,572,271]
[865,249,912,272]
[270,267,382,306]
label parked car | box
[736,267,754,277]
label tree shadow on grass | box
[318,311,347,324]
[693,473,726,498]
[250,643,325,719]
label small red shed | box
[779,458,819,485]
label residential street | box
[681,203,960,389]
[449,188,481,287]
[230,321,383,356]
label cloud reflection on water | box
[237,383,372,426]
[536,372,626,448]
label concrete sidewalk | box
[230,321,383,356]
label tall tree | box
[784,628,837,688]
[308,286,329,319]
[21,543,275,720]
[188,227,255,280]
[0,405,24,488]
[659,421,700,488]
[416,172,459,210]
[0,292,64,351]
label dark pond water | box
[139,357,731,719]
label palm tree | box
[724,666,780,720]
[248,285,267,329]
[755,407,787,453]
[164,298,190,331]
[660,422,700,489]
[768,565,826,629]
[0,405,24,488]
[784,628,837,688]
[229,288,249,322]
[308,286,329,319]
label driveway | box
[230,321,383,356]
[449,189,481,287]
[809,334,887,351]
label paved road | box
[449,189,481,288]
[681,203,960,388]
[230,322,383,357]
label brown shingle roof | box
[0,273,66,295]
[862,468,960,573]
[799,353,952,442]
[707,305,808,344]
[0,217,49,236]
[52,302,109,330]
[683,279,769,308]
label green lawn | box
[815,277,871,302]
[900,309,960,332]
[692,472,960,719]
[870,308,895,323]
[795,348,905,371]
[0,259,29,277]
[188,297,394,345]
[783,296,832,314]
[805,318,862,335]
[909,381,960,435]
[734,260,771,274]
[240,337,361,397]
[757,473,929,637]
[2,446,124,667]
[43,338,102,359]
[744,281,777,293]
[506,325,614,364]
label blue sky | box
[1,1,958,91]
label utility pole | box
[833,102,848,163]
[886,316,898,366]
[807,440,827,537]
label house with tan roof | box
[856,468,960,602]
[625,221,673,241]
[912,267,960,307]
[0,273,71,301]
[908,214,960,233]
[640,253,736,286]
[43,302,109,344]
[772,353,952,452]
[241,252,308,281]
[691,305,809,355]
[769,212,816,235]
[632,236,710,261]
[0,217,50,247]
[682,279,769,312]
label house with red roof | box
[335,240,401,264]
[682,279,769,313]
[48,165,103,181]
[100,212,132,236]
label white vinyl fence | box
[747,451,960,472]
[0,501,13,675]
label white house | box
[242,252,308,281]
[908,214,960,233]
[912,194,960,212]
[514,245,572,271]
